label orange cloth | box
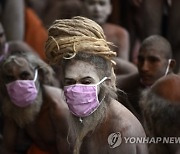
[25,7,47,61]
[27,144,50,154]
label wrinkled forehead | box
[64,60,100,80]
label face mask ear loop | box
[33,69,38,82]
[95,77,108,106]
[95,77,108,86]
[165,59,172,76]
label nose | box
[94,4,101,12]
[140,60,149,72]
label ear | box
[105,77,112,85]
[106,68,117,91]
[169,59,176,71]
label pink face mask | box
[64,77,107,117]
[6,69,38,107]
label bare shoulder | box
[43,85,63,96]
[103,23,129,37]
[43,85,68,110]
[97,99,148,154]
[43,85,70,127]
[116,72,139,90]
[108,99,146,137]
[43,85,70,142]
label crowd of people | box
[0,0,179,154]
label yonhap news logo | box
[108,132,180,147]
[124,136,180,144]
[108,132,122,148]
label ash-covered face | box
[63,60,108,154]
[63,60,100,87]
[83,0,112,25]
[2,56,35,84]
[1,56,42,127]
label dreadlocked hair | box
[45,16,116,65]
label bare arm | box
[51,104,71,154]
[116,29,130,60]
[114,57,137,75]
[2,0,24,41]
[109,100,148,154]
[47,86,71,153]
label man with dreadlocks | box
[45,16,148,154]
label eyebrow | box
[81,76,93,80]
[138,54,161,59]
[64,76,93,80]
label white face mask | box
[164,59,172,76]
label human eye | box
[20,71,31,80]
[64,79,76,86]
[81,79,92,85]
[148,57,159,63]
[80,76,95,85]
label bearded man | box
[45,16,148,154]
[0,42,69,154]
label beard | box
[2,89,43,128]
[68,99,108,154]
[140,89,180,137]
[67,83,116,154]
